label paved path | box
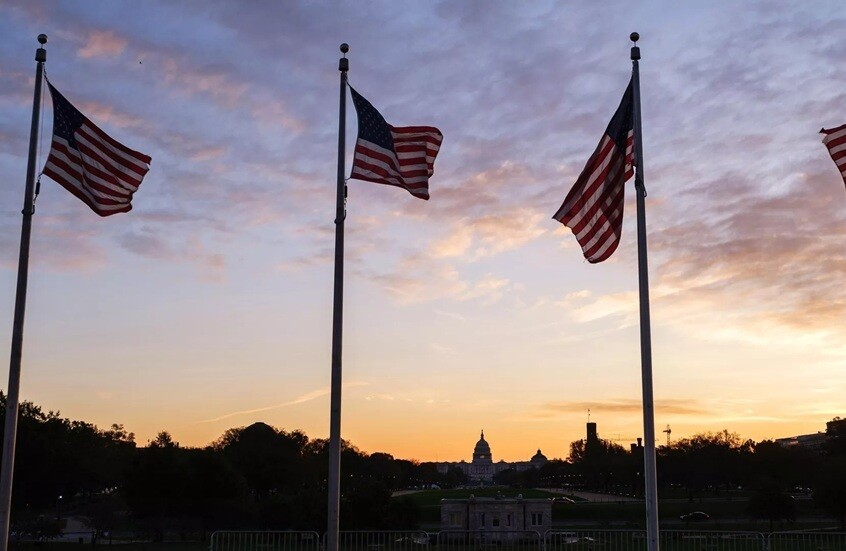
[391,489,423,497]
[393,487,642,502]
[539,487,641,503]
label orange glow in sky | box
[0,2,844,463]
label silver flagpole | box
[326,42,349,551]
[0,34,48,551]
[630,32,660,551]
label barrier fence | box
[657,531,765,551]
[438,530,542,551]
[209,530,846,551]
[768,531,846,551]
[336,531,430,551]
[210,531,321,551]
[547,529,644,550]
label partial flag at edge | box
[348,86,442,200]
[553,79,634,263]
[42,80,151,216]
[821,124,846,191]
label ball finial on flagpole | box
[339,43,349,72]
[630,32,640,61]
[36,34,47,62]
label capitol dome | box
[530,449,548,465]
[472,430,492,464]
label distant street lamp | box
[56,495,63,521]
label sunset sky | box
[0,2,844,462]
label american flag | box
[821,124,846,190]
[553,79,634,263]
[42,81,151,216]
[349,86,442,200]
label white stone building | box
[435,431,548,483]
[440,496,552,535]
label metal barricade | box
[210,531,322,551]
[768,531,846,551]
[547,530,766,551]
[547,529,646,551]
[332,530,432,551]
[437,530,542,551]
[207,529,846,551]
[658,531,765,551]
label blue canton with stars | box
[605,79,633,152]
[350,86,395,151]
[47,81,87,149]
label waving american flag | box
[42,81,151,216]
[349,86,442,200]
[553,79,634,263]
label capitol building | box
[435,431,548,483]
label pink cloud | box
[189,146,227,162]
[77,30,127,59]
[251,99,307,133]
[75,100,147,130]
[116,229,226,282]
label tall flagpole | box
[630,32,660,551]
[327,42,349,551]
[0,34,48,551]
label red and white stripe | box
[351,125,442,200]
[553,130,634,263]
[822,124,846,190]
[43,120,150,216]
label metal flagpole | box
[326,42,349,551]
[630,32,660,551]
[0,34,48,551]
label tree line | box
[0,394,450,539]
[495,421,846,529]
[1,393,844,537]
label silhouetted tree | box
[814,457,846,530]
[122,431,187,539]
[749,440,817,491]
[442,466,469,488]
[0,393,135,515]
[747,478,795,531]
[825,417,846,456]
[658,431,753,498]
[151,431,177,448]
[214,422,307,499]
[568,437,628,492]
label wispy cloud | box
[116,228,226,281]
[198,381,370,423]
[541,399,709,416]
[429,343,457,355]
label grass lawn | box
[396,487,837,532]
[553,496,829,531]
